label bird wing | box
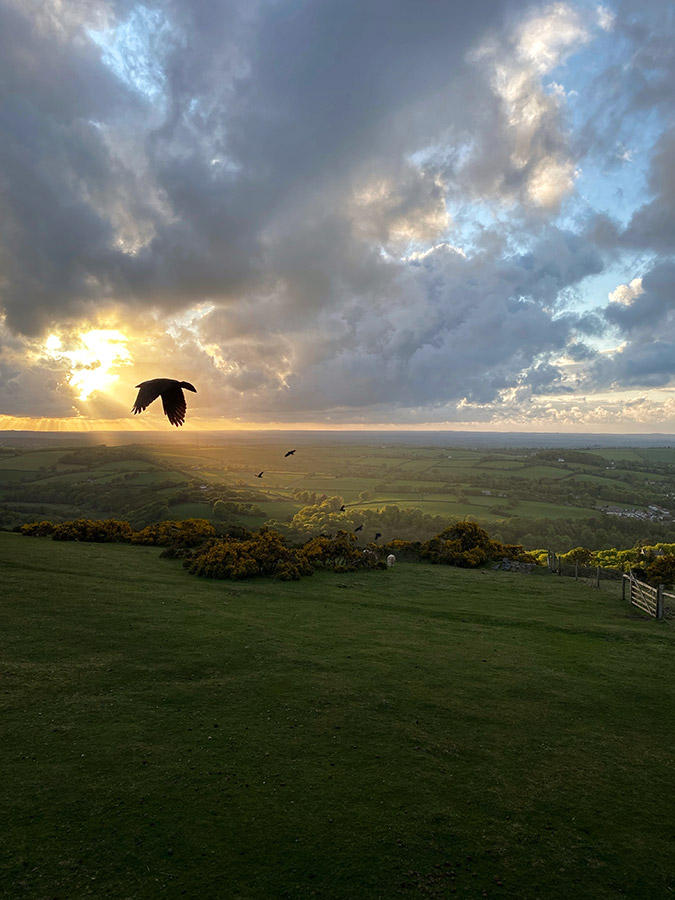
[132,380,164,414]
[161,382,187,427]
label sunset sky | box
[1,0,674,432]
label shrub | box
[21,520,55,537]
[420,520,536,569]
[560,546,593,565]
[52,519,133,543]
[300,530,384,571]
[644,554,675,588]
[132,518,215,548]
[186,530,312,581]
[381,539,421,561]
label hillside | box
[1,533,674,899]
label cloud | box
[622,129,675,252]
[608,276,644,305]
[0,0,673,429]
[456,2,589,212]
[587,262,675,390]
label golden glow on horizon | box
[45,330,131,400]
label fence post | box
[575,561,579,581]
[657,584,664,621]
[622,574,626,602]
[596,567,600,589]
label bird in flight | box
[284,449,296,457]
[354,524,363,532]
[256,472,264,478]
[339,505,345,512]
[131,379,197,427]
[374,532,382,541]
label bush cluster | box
[419,521,535,568]
[300,531,386,572]
[186,528,388,582]
[20,515,535,580]
[132,518,215,547]
[20,520,55,537]
[186,529,313,581]
[48,519,133,543]
[20,516,214,548]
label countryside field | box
[4,435,675,551]
[2,532,674,899]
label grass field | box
[0,449,74,470]
[1,533,674,899]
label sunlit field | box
[1,532,674,900]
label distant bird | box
[131,378,197,427]
[284,449,296,457]
[256,472,264,478]
[340,505,345,512]
[354,524,363,532]
[374,532,382,541]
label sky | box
[0,0,674,433]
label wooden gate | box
[622,571,664,620]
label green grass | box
[395,460,438,473]
[474,459,528,470]
[510,465,571,480]
[165,501,214,519]
[0,450,74,470]
[569,473,635,489]
[255,500,301,521]
[0,470,32,484]
[1,533,674,899]
[127,470,188,485]
[587,449,644,463]
[354,496,598,521]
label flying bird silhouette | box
[256,472,264,478]
[131,379,197,427]
[374,532,382,541]
[354,524,363,532]
[284,449,296,457]
[339,505,345,512]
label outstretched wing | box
[161,383,187,427]
[132,380,164,415]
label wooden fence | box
[546,553,673,620]
[622,571,666,620]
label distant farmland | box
[2,437,675,551]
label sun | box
[45,330,131,400]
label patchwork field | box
[1,532,674,899]
[2,436,675,550]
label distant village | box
[597,504,672,522]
